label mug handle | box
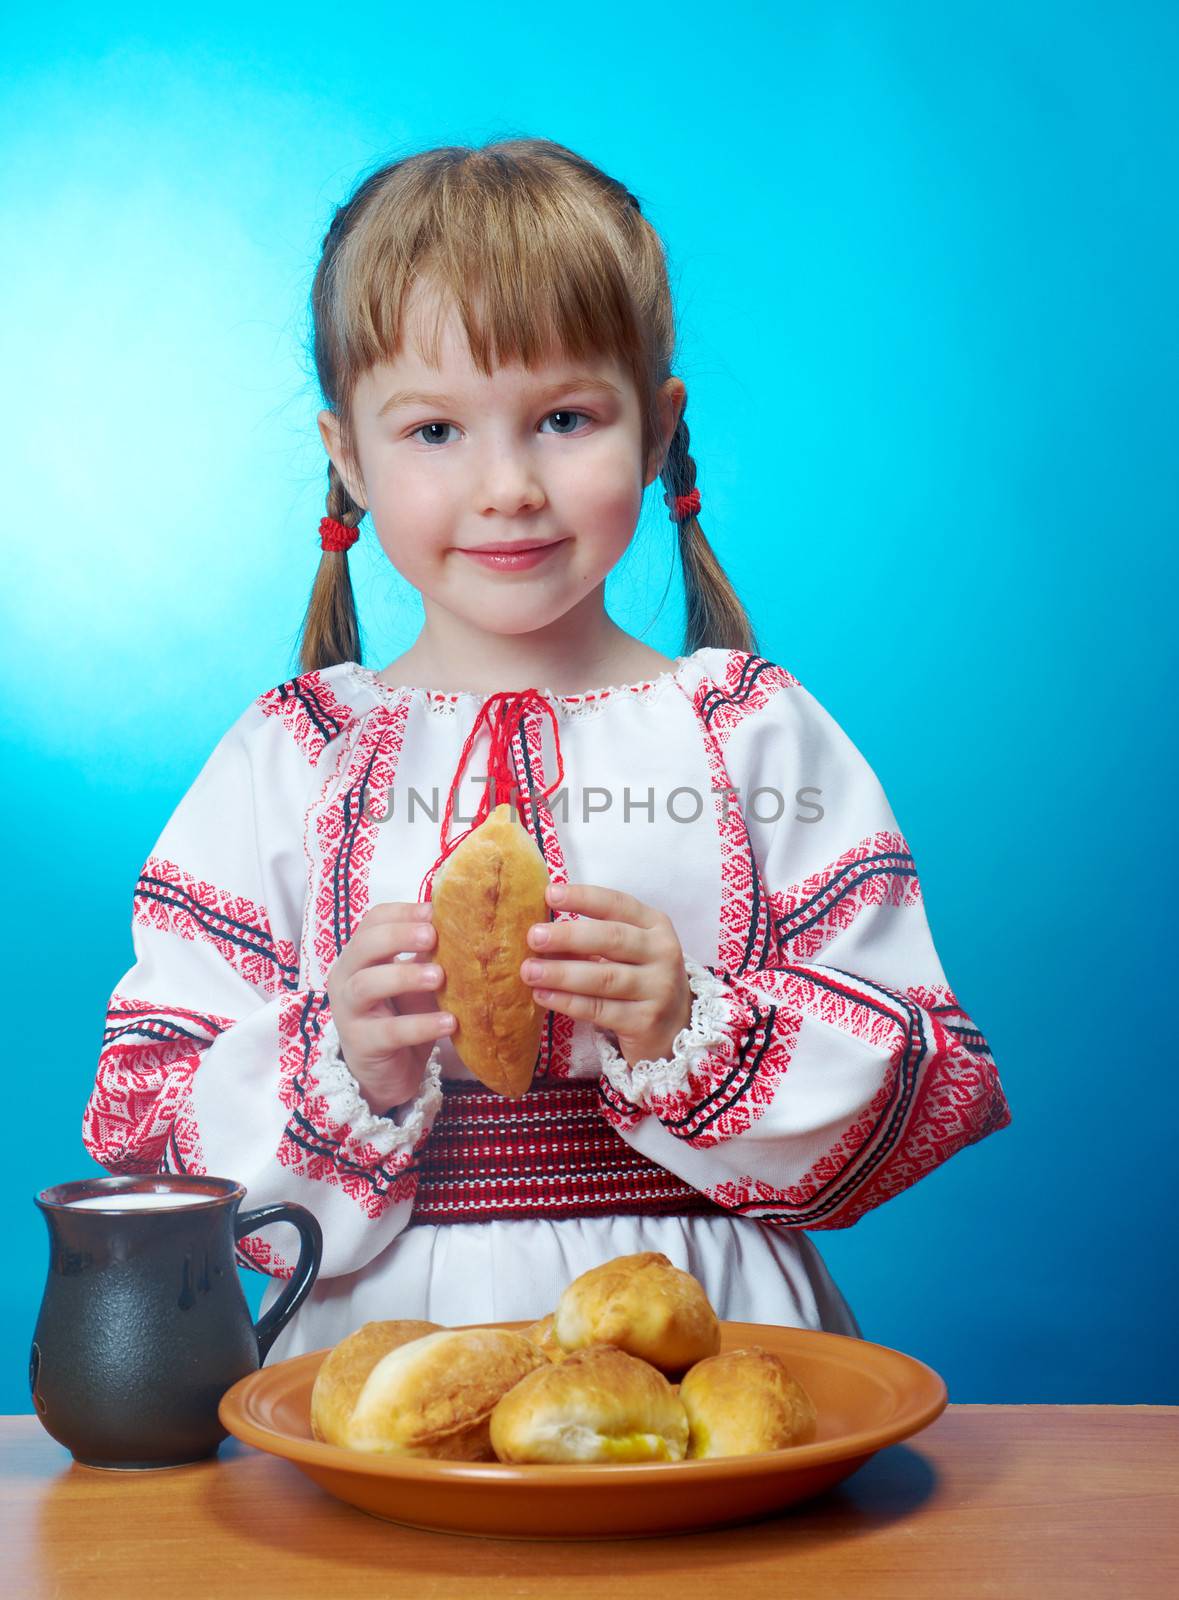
[234,1202,324,1363]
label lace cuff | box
[310,1011,445,1159]
[592,954,734,1108]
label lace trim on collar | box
[348,656,695,718]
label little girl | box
[83,137,1011,1361]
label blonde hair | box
[298,137,759,673]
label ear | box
[644,377,687,488]
[317,409,368,508]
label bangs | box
[327,148,652,393]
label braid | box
[663,407,696,508]
[297,176,408,675]
[326,457,364,526]
[661,403,759,656]
[295,459,364,674]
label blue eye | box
[411,422,459,446]
[540,410,590,435]
[409,410,590,447]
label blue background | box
[3,2,1176,1415]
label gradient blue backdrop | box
[3,1,1176,1415]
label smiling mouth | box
[462,539,564,554]
[458,540,569,569]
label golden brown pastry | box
[431,802,551,1098]
[490,1345,690,1463]
[554,1251,721,1377]
[310,1319,442,1444]
[679,1346,818,1458]
[522,1311,566,1362]
[310,1324,547,1458]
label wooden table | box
[5,1407,1177,1599]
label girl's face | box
[318,281,684,662]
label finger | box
[354,1010,456,1051]
[521,957,641,1000]
[355,916,437,966]
[358,900,434,927]
[351,960,444,1012]
[528,985,630,1032]
[545,882,664,930]
[527,916,645,963]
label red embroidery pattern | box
[275,990,420,1218]
[682,671,779,978]
[87,996,278,1275]
[707,1012,1010,1228]
[906,982,960,1012]
[706,1070,901,1220]
[795,1070,902,1199]
[257,671,357,766]
[620,652,802,1148]
[653,990,806,1148]
[281,691,435,1228]
[167,1101,207,1181]
[694,652,798,745]
[234,1233,290,1279]
[134,857,299,998]
[759,963,910,1052]
[693,657,802,983]
[769,829,921,963]
[84,997,232,1174]
[409,1080,722,1224]
[597,1071,647,1133]
[904,982,993,1051]
[311,698,412,975]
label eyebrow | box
[376,375,622,418]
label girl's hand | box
[520,883,694,1069]
[325,901,454,1113]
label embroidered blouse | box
[81,647,1010,1345]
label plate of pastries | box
[220,1251,947,1539]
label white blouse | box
[83,647,1010,1361]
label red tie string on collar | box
[417,689,566,904]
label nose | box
[475,443,546,518]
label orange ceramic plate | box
[218,1319,947,1540]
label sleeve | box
[592,668,1012,1230]
[81,697,444,1281]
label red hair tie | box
[664,487,701,523]
[319,516,359,552]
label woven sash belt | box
[407,1077,724,1226]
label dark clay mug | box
[30,1173,322,1470]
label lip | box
[460,539,567,571]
